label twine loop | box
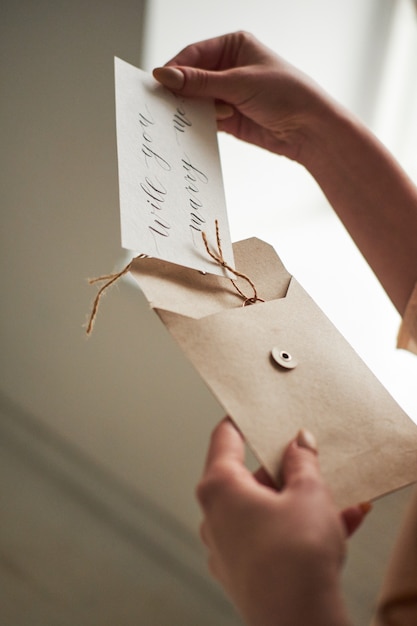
[86,221,264,334]
[201,220,264,307]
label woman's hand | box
[154,31,417,314]
[153,31,329,162]
[197,419,369,626]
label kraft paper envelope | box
[130,237,417,508]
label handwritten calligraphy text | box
[139,110,171,172]
[182,155,208,232]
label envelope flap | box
[130,237,291,318]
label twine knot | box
[201,220,264,307]
[86,221,264,334]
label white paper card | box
[114,57,234,275]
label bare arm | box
[154,31,417,314]
[302,104,417,314]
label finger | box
[207,553,223,584]
[197,419,249,513]
[253,466,277,489]
[153,65,243,102]
[341,502,372,537]
[215,102,235,121]
[199,519,210,547]
[204,418,246,473]
[281,430,321,492]
[163,33,241,72]
[296,428,318,454]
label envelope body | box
[131,238,417,508]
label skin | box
[153,31,417,625]
[154,31,417,315]
[197,419,355,626]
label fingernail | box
[296,428,318,453]
[215,103,235,121]
[359,501,373,515]
[153,66,185,90]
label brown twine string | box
[201,220,264,306]
[86,221,263,335]
[85,254,147,335]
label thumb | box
[153,65,236,102]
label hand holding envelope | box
[130,237,417,509]
[112,57,417,510]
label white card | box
[114,57,234,275]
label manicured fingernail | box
[215,103,235,121]
[359,501,373,515]
[296,428,318,453]
[153,67,184,90]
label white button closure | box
[271,347,298,369]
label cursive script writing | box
[139,109,172,172]
[116,58,232,271]
[173,103,192,141]
[182,154,208,232]
[139,107,172,237]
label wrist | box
[304,578,353,626]
[282,572,352,626]
[238,559,352,626]
[243,589,352,626]
[270,71,356,168]
[295,93,360,170]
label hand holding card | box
[88,57,417,509]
